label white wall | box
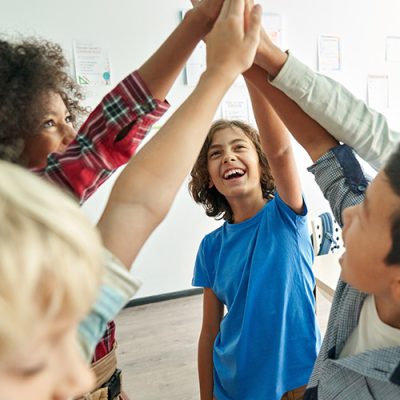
[2,0,399,298]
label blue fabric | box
[193,193,321,400]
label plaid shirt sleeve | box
[32,71,169,364]
[32,70,169,205]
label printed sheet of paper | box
[73,41,111,86]
[386,36,400,62]
[367,75,389,113]
[318,35,341,71]
[222,98,250,122]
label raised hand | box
[254,26,288,78]
[190,0,224,27]
[206,0,262,82]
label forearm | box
[198,334,215,400]
[138,9,213,101]
[244,63,338,163]
[245,72,291,158]
[269,53,399,170]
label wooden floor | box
[115,291,331,400]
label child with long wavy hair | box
[189,77,320,400]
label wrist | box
[184,8,213,36]
[200,67,236,91]
[256,43,287,79]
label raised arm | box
[243,63,338,164]
[36,1,225,203]
[97,0,262,268]
[244,67,302,212]
[138,0,223,101]
[254,28,399,171]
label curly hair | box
[0,36,87,164]
[189,120,275,223]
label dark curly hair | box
[189,120,275,223]
[0,36,87,164]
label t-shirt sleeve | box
[77,248,141,361]
[192,237,212,288]
[273,191,308,227]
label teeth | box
[223,168,245,179]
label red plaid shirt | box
[32,71,169,362]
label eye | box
[65,115,74,124]
[235,144,247,151]
[42,119,55,128]
[14,363,46,378]
[208,150,221,159]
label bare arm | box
[97,0,262,268]
[137,0,223,101]
[244,68,303,213]
[243,62,338,163]
[198,288,224,400]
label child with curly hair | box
[189,72,320,399]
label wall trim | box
[124,288,203,308]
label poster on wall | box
[73,41,111,87]
[367,75,389,113]
[318,35,341,72]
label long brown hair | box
[189,120,275,223]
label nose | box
[223,151,237,164]
[59,125,77,153]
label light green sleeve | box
[270,52,400,171]
[77,249,141,361]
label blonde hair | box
[0,161,102,363]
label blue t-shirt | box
[193,193,321,400]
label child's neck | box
[230,195,267,224]
[374,294,400,329]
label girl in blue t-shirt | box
[189,64,321,400]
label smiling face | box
[0,318,94,400]
[207,126,264,204]
[340,171,400,296]
[22,91,77,168]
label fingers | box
[229,0,246,18]
[245,4,262,46]
[217,0,231,20]
[190,0,200,6]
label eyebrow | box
[42,107,70,118]
[208,138,247,151]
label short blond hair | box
[0,161,102,363]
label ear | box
[208,179,214,189]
